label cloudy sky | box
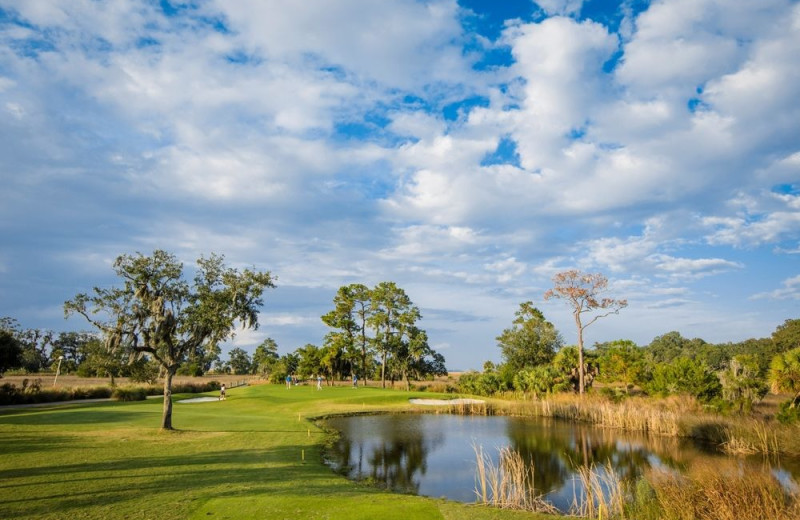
[1,0,798,370]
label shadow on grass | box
[0,433,77,455]
[0,444,339,519]
[0,402,161,427]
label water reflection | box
[324,414,800,512]
[327,414,445,494]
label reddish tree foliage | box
[544,270,627,394]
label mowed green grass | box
[0,384,549,520]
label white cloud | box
[483,257,528,284]
[506,16,618,171]
[0,76,15,92]
[751,275,800,300]
[4,101,24,119]
[208,0,469,89]
[1,0,798,370]
[379,224,481,258]
[535,1,584,16]
[259,313,319,327]
[649,254,743,279]
[703,191,800,247]
[582,234,657,273]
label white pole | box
[53,356,64,386]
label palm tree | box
[769,347,800,408]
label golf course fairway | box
[0,383,549,519]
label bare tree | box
[544,270,627,394]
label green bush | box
[0,379,227,405]
[176,362,204,377]
[71,386,113,400]
[457,371,506,396]
[111,386,147,401]
[514,364,572,398]
[598,385,628,403]
[645,357,722,402]
[0,381,113,405]
[776,399,800,425]
[171,381,221,394]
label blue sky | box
[1,0,799,370]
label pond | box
[323,413,800,512]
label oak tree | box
[64,250,274,429]
[0,329,23,376]
[496,302,562,371]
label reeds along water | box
[647,458,800,520]
[524,398,682,436]
[472,444,558,514]
[508,395,795,455]
[445,401,493,415]
[472,444,628,518]
[458,393,797,456]
[474,444,800,520]
[571,462,627,519]
[721,418,781,457]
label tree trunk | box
[381,351,387,389]
[575,313,585,395]
[161,369,174,430]
[360,323,369,386]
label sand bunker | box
[409,398,485,406]
[177,396,220,403]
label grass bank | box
[0,383,548,520]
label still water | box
[323,414,800,512]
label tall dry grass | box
[494,393,800,456]
[647,459,800,520]
[512,393,685,436]
[570,462,628,519]
[472,443,800,520]
[446,400,493,415]
[720,418,781,456]
[472,444,558,514]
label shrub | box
[598,385,628,403]
[776,399,800,425]
[646,357,722,402]
[457,371,506,396]
[415,380,458,393]
[112,386,147,401]
[0,382,113,405]
[171,380,220,394]
[514,364,571,398]
[176,362,204,377]
[71,386,113,400]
